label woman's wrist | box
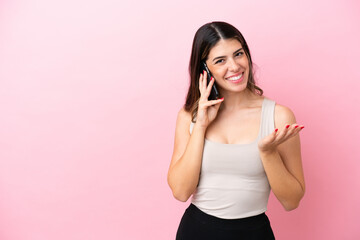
[259,147,278,157]
[193,122,207,133]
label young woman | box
[167,21,305,240]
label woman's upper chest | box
[205,105,263,145]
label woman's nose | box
[228,58,240,72]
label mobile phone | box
[201,62,219,101]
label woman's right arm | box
[167,71,224,202]
[167,108,207,202]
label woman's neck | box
[218,88,259,112]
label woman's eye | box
[236,51,244,56]
[215,59,224,64]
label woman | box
[167,21,305,239]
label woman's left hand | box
[258,124,304,154]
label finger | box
[202,70,208,93]
[283,124,303,141]
[213,99,223,111]
[200,74,213,101]
[259,129,278,149]
[201,71,207,91]
[291,124,304,136]
[199,72,207,96]
[273,124,294,145]
[288,124,300,135]
[206,77,215,94]
[202,98,224,107]
[275,124,289,140]
[203,70,207,84]
[281,124,292,138]
[269,128,278,142]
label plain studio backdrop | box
[0,0,359,239]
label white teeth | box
[227,73,243,81]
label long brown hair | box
[184,21,263,122]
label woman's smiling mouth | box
[225,72,244,83]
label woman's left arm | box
[258,104,306,211]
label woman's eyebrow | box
[233,48,244,54]
[212,48,244,62]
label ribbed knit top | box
[189,97,276,219]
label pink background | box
[1,0,359,239]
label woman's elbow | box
[172,192,190,202]
[167,179,191,202]
[284,188,305,211]
[282,194,304,211]
[283,201,300,211]
[169,185,191,202]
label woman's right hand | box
[196,70,224,129]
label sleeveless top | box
[189,97,276,219]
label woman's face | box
[205,38,249,93]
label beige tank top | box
[189,97,275,219]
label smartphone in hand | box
[201,61,219,101]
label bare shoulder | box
[274,103,297,129]
[177,107,192,123]
[176,107,193,134]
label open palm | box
[258,124,304,153]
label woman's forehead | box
[208,39,243,57]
